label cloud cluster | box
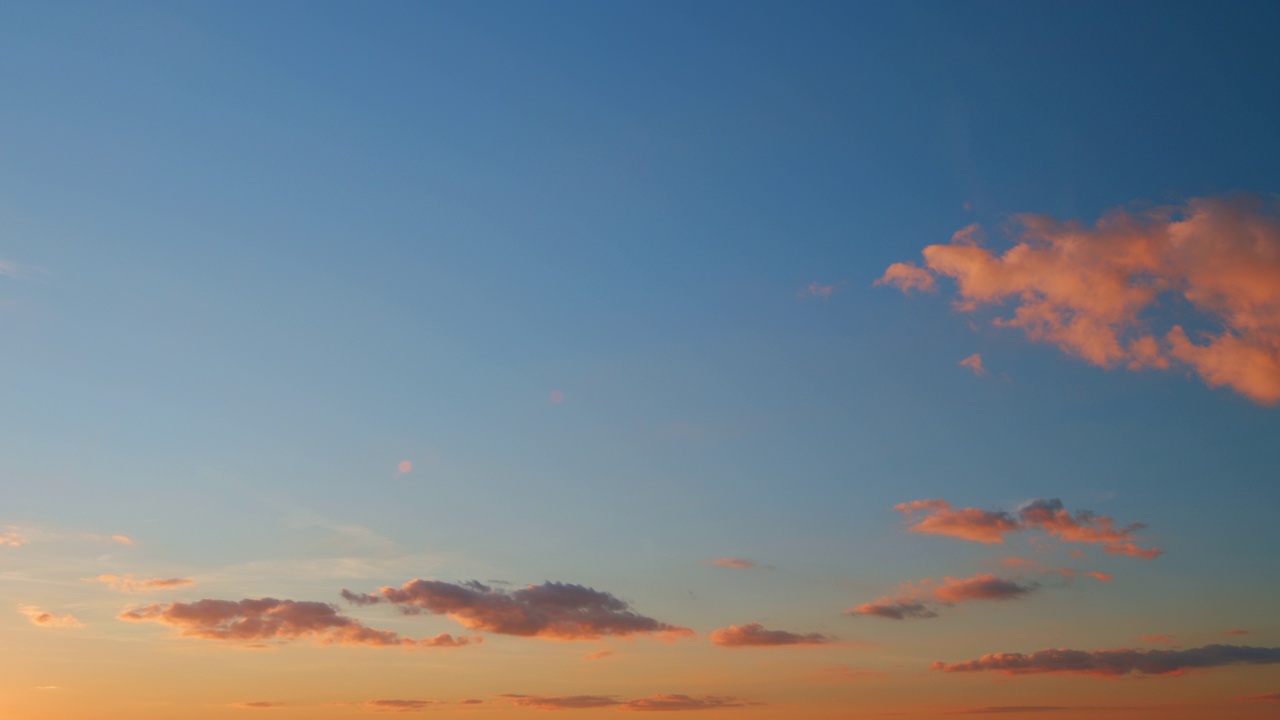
[501,694,754,712]
[896,498,1161,558]
[709,622,832,647]
[118,597,475,648]
[878,195,1280,404]
[19,605,84,628]
[848,573,1035,621]
[342,580,692,641]
[87,575,195,593]
[932,644,1280,677]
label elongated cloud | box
[87,574,195,593]
[709,622,832,647]
[501,694,755,712]
[118,597,475,647]
[932,644,1280,677]
[342,580,692,640]
[20,605,84,628]
[896,498,1161,558]
[502,695,621,710]
[228,702,280,709]
[878,195,1280,404]
[1240,693,1280,703]
[364,699,441,711]
[848,573,1035,620]
[707,558,757,569]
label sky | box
[1,1,1279,718]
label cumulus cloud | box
[709,623,832,647]
[20,605,84,628]
[87,574,195,593]
[342,580,692,641]
[959,354,987,376]
[848,573,1035,621]
[895,498,1162,558]
[118,597,476,648]
[707,558,757,569]
[932,644,1280,677]
[878,195,1280,404]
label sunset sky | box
[2,2,1279,719]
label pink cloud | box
[19,605,84,628]
[1,529,28,548]
[1239,693,1280,703]
[798,281,837,299]
[848,573,1035,621]
[709,622,832,647]
[397,460,413,474]
[707,558,757,569]
[118,597,477,648]
[87,574,195,593]
[549,390,565,404]
[999,558,1037,569]
[959,354,987,376]
[342,580,693,641]
[110,534,134,545]
[880,195,1280,404]
[895,499,1019,544]
[931,574,1035,603]
[1082,571,1113,583]
[932,644,1280,677]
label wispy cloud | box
[878,195,1280,404]
[1239,693,1280,703]
[86,574,195,593]
[227,702,281,709]
[363,699,441,712]
[501,695,621,710]
[118,597,476,647]
[848,573,1036,620]
[932,644,1280,677]
[959,354,987,376]
[798,281,838,299]
[19,605,84,628]
[706,558,758,570]
[500,694,756,712]
[1,529,29,548]
[342,580,692,641]
[709,622,833,647]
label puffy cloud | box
[707,558,757,569]
[118,597,476,648]
[342,580,693,641]
[87,574,195,593]
[932,644,1280,677]
[895,498,1161,558]
[1,529,28,547]
[19,605,84,628]
[709,623,832,647]
[848,573,1035,621]
[879,195,1280,404]
[619,695,753,712]
[959,354,987,376]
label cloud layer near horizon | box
[118,597,474,647]
[932,644,1280,677]
[878,195,1280,404]
[342,580,692,640]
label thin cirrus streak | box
[896,498,1162,558]
[848,573,1036,621]
[117,597,476,648]
[86,574,195,593]
[931,644,1280,677]
[709,622,833,647]
[19,605,84,628]
[877,195,1280,404]
[341,579,693,641]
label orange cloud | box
[1225,629,1250,636]
[364,700,441,712]
[583,650,614,661]
[1239,693,1280,703]
[848,573,1035,621]
[895,498,1162,558]
[879,195,1280,404]
[959,354,987,376]
[110,534,134,545]
[228,702,281,709]
[118,597,476,647]
[706,558,757,569]
[19,605,84,628]
[709,623,832,647]
[501,695,620,710]
[342,580,693,641]
[931,574,1035,603]
[87,574,195,593]
[619,694,755,712]
[932,644,1280,677]
[1,529,28,547]
[1082,571,1112,583]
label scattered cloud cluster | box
[501,694,755,712]
[709,622,832,647]
[878,195,1280,404]
[87,574,195,593]
[932,644,1280,677]
[342,580,692,640]
[19,605,84,628]
[896,498,1162,558]
[848,573,1035,621]
[118,597,475,648]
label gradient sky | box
[2,2,1279,719]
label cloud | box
[945,707,1107,715]
[706,558,757,569]
[397,460,413,474]
[1,529,28,548]
[1082,571,1112,583]
[342,580,693,641]
[932,644,1280,677]
[501,695,621,710]
[619,695,754,712]
[1239,693,1280,703]
[118,597,476,647]
[87,574,195,593]
[228,702,281,709]
[895,498,1162,558]
[583,650,614,661]
[1138,634,1175,645]
[364,700,441,712]
[878,195,1280,404]
[19,605,84,628]
[848,573,1035,621]
[108,534,134,545]
[709,623,832,647]
[959,354,987,376]
[1225,629,1250,636]
[813,665,881,681]
[798,281,837,299]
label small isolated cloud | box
[798,281,837,300]
[848,573,1035,621]
[228,702,281,709]
[619,694,754,712]
[549,390,566,404]
[583,650,614,661]
[932,644,1280,677]
[109,534,134,545]
[1225,629,1250,636]
[710,622,832,647]
[1082,571,1112,583]
[118,597,476,648]
[959,354,987,376]
[895,498,1162,558]
[19,605,84,628]
[364,700,441,712]
[1239,693,1280,703]
[878,195,1280,404]
[1,529,29,547]
[342,580,692,641]
[397,460,413,475]
[87,574,195,593]
[707,558,757,570]
[502,695,620,710]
